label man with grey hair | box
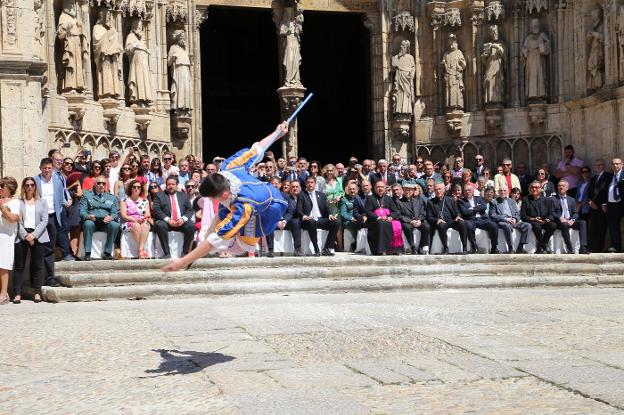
[373,159,396,187]
[491,185,530,253]
[551,180,589,254]
[494,158,520,194]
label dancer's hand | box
[276,121,289,137]
[161,258,186,272]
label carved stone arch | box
[148,144,160,159]
[54,130,68,145]
[479,142,495,168]
[417,146,430,159]
[461,142,478,169]
[531,137,548,171]
[82,134,97,154]
[430,146,446,164]
[513,138,530,170]
[110,139,123,154]
[138,142,149,154]
[547,135,563,167]
[495,140,512,167]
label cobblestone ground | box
[2,287,624,414]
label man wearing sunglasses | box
[162,151,179,180]
[79,175,120,260]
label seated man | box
[458,185,499,254]
[394,183,430,254]
[79,176,120,260]
[297,176,340,256]
[521,181,557,254]
[491,185,530,253]
[152,176,196,259]
[268,179,303,257]
[365,181,402,255]
[426,183,468,254]
[551,180,589,254]
[339,181,367,252]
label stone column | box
[572,2,585,96]
[192,6,208,157]
[604,0,618,87]
[511,2,522,108]
[364,12,386,159]
[428,2,444,117]
[470,5,484,112]
[0,0,48,178]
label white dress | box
[0,199,20,270]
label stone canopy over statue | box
[482,24,505,105]
[168,29,193,111]
[391,40,416,115]
[125,18,154,105]
[56,0,89,93]
[92,8,123,100]
[522,18,550,102]
[442,34,466,111]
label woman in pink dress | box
[120,179,152,259]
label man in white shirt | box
[605,158,624,252]
[107,150,121,190]
[162,151,180,180]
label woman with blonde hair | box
[0,177,21,304]
[322,163,345,251]
[13,177,49,303]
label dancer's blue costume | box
[206,142,288,251]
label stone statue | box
[481,24,505,105]
[616,5,624,82]
[56,0,88,92]
[33,0,45,59]
[92,9,123,99]
[391,40,416,115]
[441,34,466,111]
[125,18,153,105]
[522,18,550,101]
[587,8,604,91]
[279,6,303,87]
[168,30,193,111]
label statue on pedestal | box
[279,4,303,87]
[56,0,88,93]
[92,8,123,99]
[587,8,604,91]
[522,18,550,101]
[481,24,505,105]
[125,18,153,105]
[167,29,193,111]
[391,40,416,115]
[441,34,466,111]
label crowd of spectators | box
[0,143,623,304]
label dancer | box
[161,122,290,272]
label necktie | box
[561,197,570,220]
[171,194,179,221]
[614,173,620,201]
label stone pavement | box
[2,287,624,414]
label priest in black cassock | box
[364,180,402,255]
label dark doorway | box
[200,7,372,165]
[298,11,371,165]
[200,6,280,161]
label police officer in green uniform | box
[79,176,120,260]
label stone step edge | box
[54,253,624,274]
[55,263,624,287]
[42,274,624,303]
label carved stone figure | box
[587,8,604,91]
[279,6,303,87]
[92,9,123,99]
[391,40,416,115]
[522,18,550,101]
[441,34,466,111]
[33,0,46,59]
[481,24,505,104]
[616,5,624,82]
[56,0,88,92]
[168,29,193,111]
[125,18,153,105]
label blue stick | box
[286,92,314,124]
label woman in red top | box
[81,161,102,191]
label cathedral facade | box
[0,0,623,179]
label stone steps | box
[41,253,624,302]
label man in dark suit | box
[551,180,589,254]
[393,183,430,254]
[275,180,303,256]
[472,155,487,180]
[515,161,534,196]
[491,186,530,253]
[297,176,339,256]
[521,181,557,254]
[372,159,397,187]
[604,158,624,252]
[587,159,611,252]
[426,183,468,254]
[152,176,196,258]
[458,185,499,254]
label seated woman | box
[339,182,366,252]
[120,179,152,259]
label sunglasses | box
[476,159,483,161]
[96,182,107,185]
[122,167,131,171]
[582,170,590,174]
[163,158,172,161]
[131,185,142,189]
[503,163,511,166]
[24,183,35,188]
[149,186,159,190]
[110,156,119,160]
[93,165,102,170]
[185,185,197,189]
[63,162,73,166]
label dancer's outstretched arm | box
[161,240,214,272]
[257,121,289,154]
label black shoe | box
[441,247,449,255]
[579,247,589,254]
[313,250,321,257]
[161,254,171,259]
[46,278,61,287]
[470,247,478,254]
[294,248,303,257]
[490,248,501,254]
[101,253,114,260]
[321,248,334,256]
[516,247,528,254]
[535,247,544,254]
[608,247,617,253]
[12,298,21,304]
[267,250,274,258]
[83,253,91,261]
[461,249,469,255]
[544,248,553,254]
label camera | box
[83,150,91,156]
[62,143,71,148]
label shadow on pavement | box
[141,348,236,377]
